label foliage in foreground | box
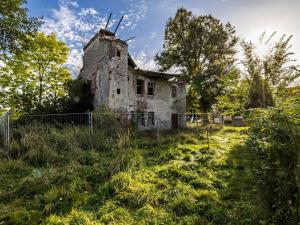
[246,109,299,224]
[0,119,298,224]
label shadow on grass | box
[216,142,273,224]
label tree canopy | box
[0,0,42,53]
[156,8,238,112]
[0,32,71,115]
[241,34,300,109]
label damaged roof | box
[133,68,180,80]
[84,29,127,51]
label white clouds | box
[133,51,158,71]
[150,32,157,39]
[66,48,83,74]
[60,0,78,8]
[41,0,151,76]
[41,0,108,75]
[121,0,149,30]
[79,8,98,17]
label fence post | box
[206,126,210,149]
[156,118,160,146]
[89,112,93,133]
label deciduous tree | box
[0,0,41,53]
[241,34,300,109]
[0,32,71,114]
[156,8,238,112]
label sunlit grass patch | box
[1,125,274,224]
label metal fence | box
[0,112,246,148]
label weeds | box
[0,123,295,224]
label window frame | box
[137,112,145,126]
[171,85,177,98]
[147,112,155,126]
[136,79,145,95]
[147,81,155,96]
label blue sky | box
[26,0,300,76]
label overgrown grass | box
[0,124,294,224]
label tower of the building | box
[79,29,129,111]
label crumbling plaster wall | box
[80,35,186,129]
[107,41,129,112]
[81,37,116,108]
[127,69,186,129]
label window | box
[117,88,121,94]
[172,86,177,98]
[147,112,155,126]
[131,111,136,123]
[136,79,144,95]
[137,112,145,126]
[147,81,154,96]
[117,50,121,57]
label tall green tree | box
[216,69,250,115]
[264,34,299,89]
[0,0,41,53]
[0,32,71,114]
[241,34,300,109]
[156,8,238,112]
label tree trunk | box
[39,78,43,108]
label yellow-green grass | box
[0,126,271,225]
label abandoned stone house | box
[79,29,186,129]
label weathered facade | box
[79,29,186,129]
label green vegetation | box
[217,35,300,114]
[156,8,238,113]
[0,0,41,53]
[0,3,299,225]
[0,32,71,115]
[246,109,299,224]
[1,120,297,225]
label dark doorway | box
[172,114,178,129]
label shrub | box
[246,109,299,224]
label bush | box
[246,109,299,224]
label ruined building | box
[79,29,186,129]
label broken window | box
[147,112,155,126]
[148,81,154,96]
[117,88,121,94]
[117,49,121,57]
[137,112,145,126]
[136,79,144,95]
[172,86,177,98]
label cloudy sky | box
[27,0,300,76]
